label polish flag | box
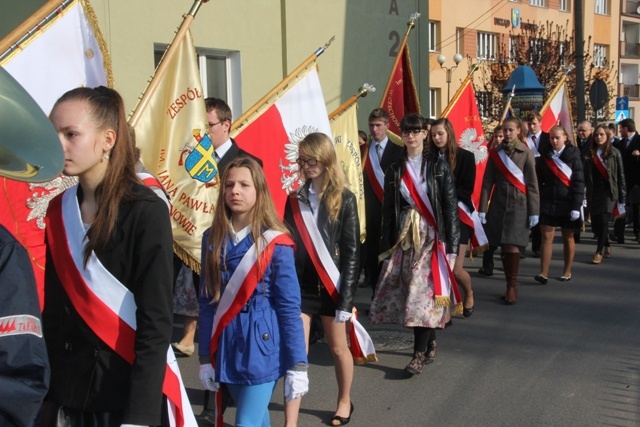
[540,82,575,143]
[231,66,332,214]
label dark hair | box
[525,111,542,122]
[204,97,232,123]
[358,130,368,144]
[52,86,138,266]
[399,114,428,174]
[368,108,389,123]
[428,117,458,175]
[619,118,636,133]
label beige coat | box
[480,142,540,248]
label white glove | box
[334,310,352,323]
[570,210,580,221]
[284,369,309,402]
[478,212,487,224]
[446,253,457,269]
[529,215,539,228]
[199,363,219,392]
[618,204,626,215]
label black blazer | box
[217,138,263,175]
[614,133,640,189]
[452,148,476,212]
[43,183,174,425]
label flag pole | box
[379,12,420,108]
[440,59,482,118]
[500,84,516,122]
[329,83,376,121]
[539,66,574,115]
[128,0,208,127]
[230,36,335,133]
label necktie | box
[214,151,221,162]
[531,134,537,148]
[376,144,383,164]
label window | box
[154,44,242,118]
[429,89,439,119]
[528,38,545,64]
[429,21,439,52]
[558,42,568,66]
[529,0,545,6]
[477,32,498,60]
[477,91,498,119]
[595,0,608,15]
[509,36,519,62]
[594,44,608,68]
[559,0,569,11]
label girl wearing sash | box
[41,87,175,426]
[198,157,308,426]
[583,125,626,264]
[283,132,360,426]
[534,126,585,283]
[429,117,477,317]
[479,117,539,305]
[370,114,460,376]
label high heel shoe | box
[330,402,354,426]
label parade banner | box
[132,30,213,271]
[0,0,111,307]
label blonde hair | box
[298,132,345,222]
[205,157,289,301]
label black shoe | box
[463,306,474,317]
[478,267,493,276]
[330,403,354,426]
[532,250,540,258]
[196,410,216,426]
[534,274,548,285]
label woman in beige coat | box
[479,117,540,304]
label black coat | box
[613,133,640,190]
[284,183,360,313]
[452,148,476,212]
[381,155,460,255]
[43,183,174,425]
[536,144,585,217]
[217,138,263,175]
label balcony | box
[623,84,640,98]
[625,1,640,15]
[621,41,640,57]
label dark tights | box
[591,211,611,253]
[413,327,435,353]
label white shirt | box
[308,184,321,223]
[229,224,251,245]
[553,146,566,158]
[215,138,233,160]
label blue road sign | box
[615,97,630,124]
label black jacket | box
[536,143,585,216]
[217,138,263,175]
[284,183,360,312]
[452,148,476,212]
[381,155,460,255]
[43,183,173,425]
[613,133,640,190]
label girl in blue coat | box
[198,157,308,426]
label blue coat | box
[198,229,307,385]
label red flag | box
[540,81,575,143]
[442,81,488,207]
[231,67,332,215]
[379,44,420,136]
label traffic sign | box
[616,97,629,111]
[616,111,628,124]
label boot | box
[501,252,520,305]
[478,248,494,276]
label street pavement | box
[173,228,640,426]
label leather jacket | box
[284,182,360,312]
[381,154,460,255]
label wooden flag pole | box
[230,36,335,134]
[329,83,376,121]
[379,12,420,108]
[539,67,573,115]
[500,84,516,123]
[0,0,66,57]
[128,0,208,127]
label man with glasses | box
[362,108,402,294]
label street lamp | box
[437,53,463,102]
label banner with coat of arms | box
[132,29,216,271]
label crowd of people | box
[4,81,638,427]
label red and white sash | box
[207,230,293,365]
[46,186,196,427]
[400,163,461,309]
[526,135,541,157]
[457,201,489,253]
[490,148,527,194]
[289,197,377,364]
[363,143,385,203]
[543,155,572,188]
[137,171,164,189]
[594,151,625,218]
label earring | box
[104,153,110,160]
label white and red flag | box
[0,0,111,308]
[231,66,332,215]
[540,80,575,143]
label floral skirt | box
[370,209,449,329]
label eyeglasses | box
[296,157,318,166]
[208,121,223,128]
[401,129,424,136]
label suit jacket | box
[43,183,174,425]
[363,140,403,241]
[614,133,640,189]
[217,138,263,175]
[453,148,476,212]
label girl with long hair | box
[428,117,477,317]
[198,157,308,426]
[479,117,539,305]
[533,125,584,283]
[370,114,460,375]
[40,87,175,426]
[283,132,360,426]
[583,124,626,264]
